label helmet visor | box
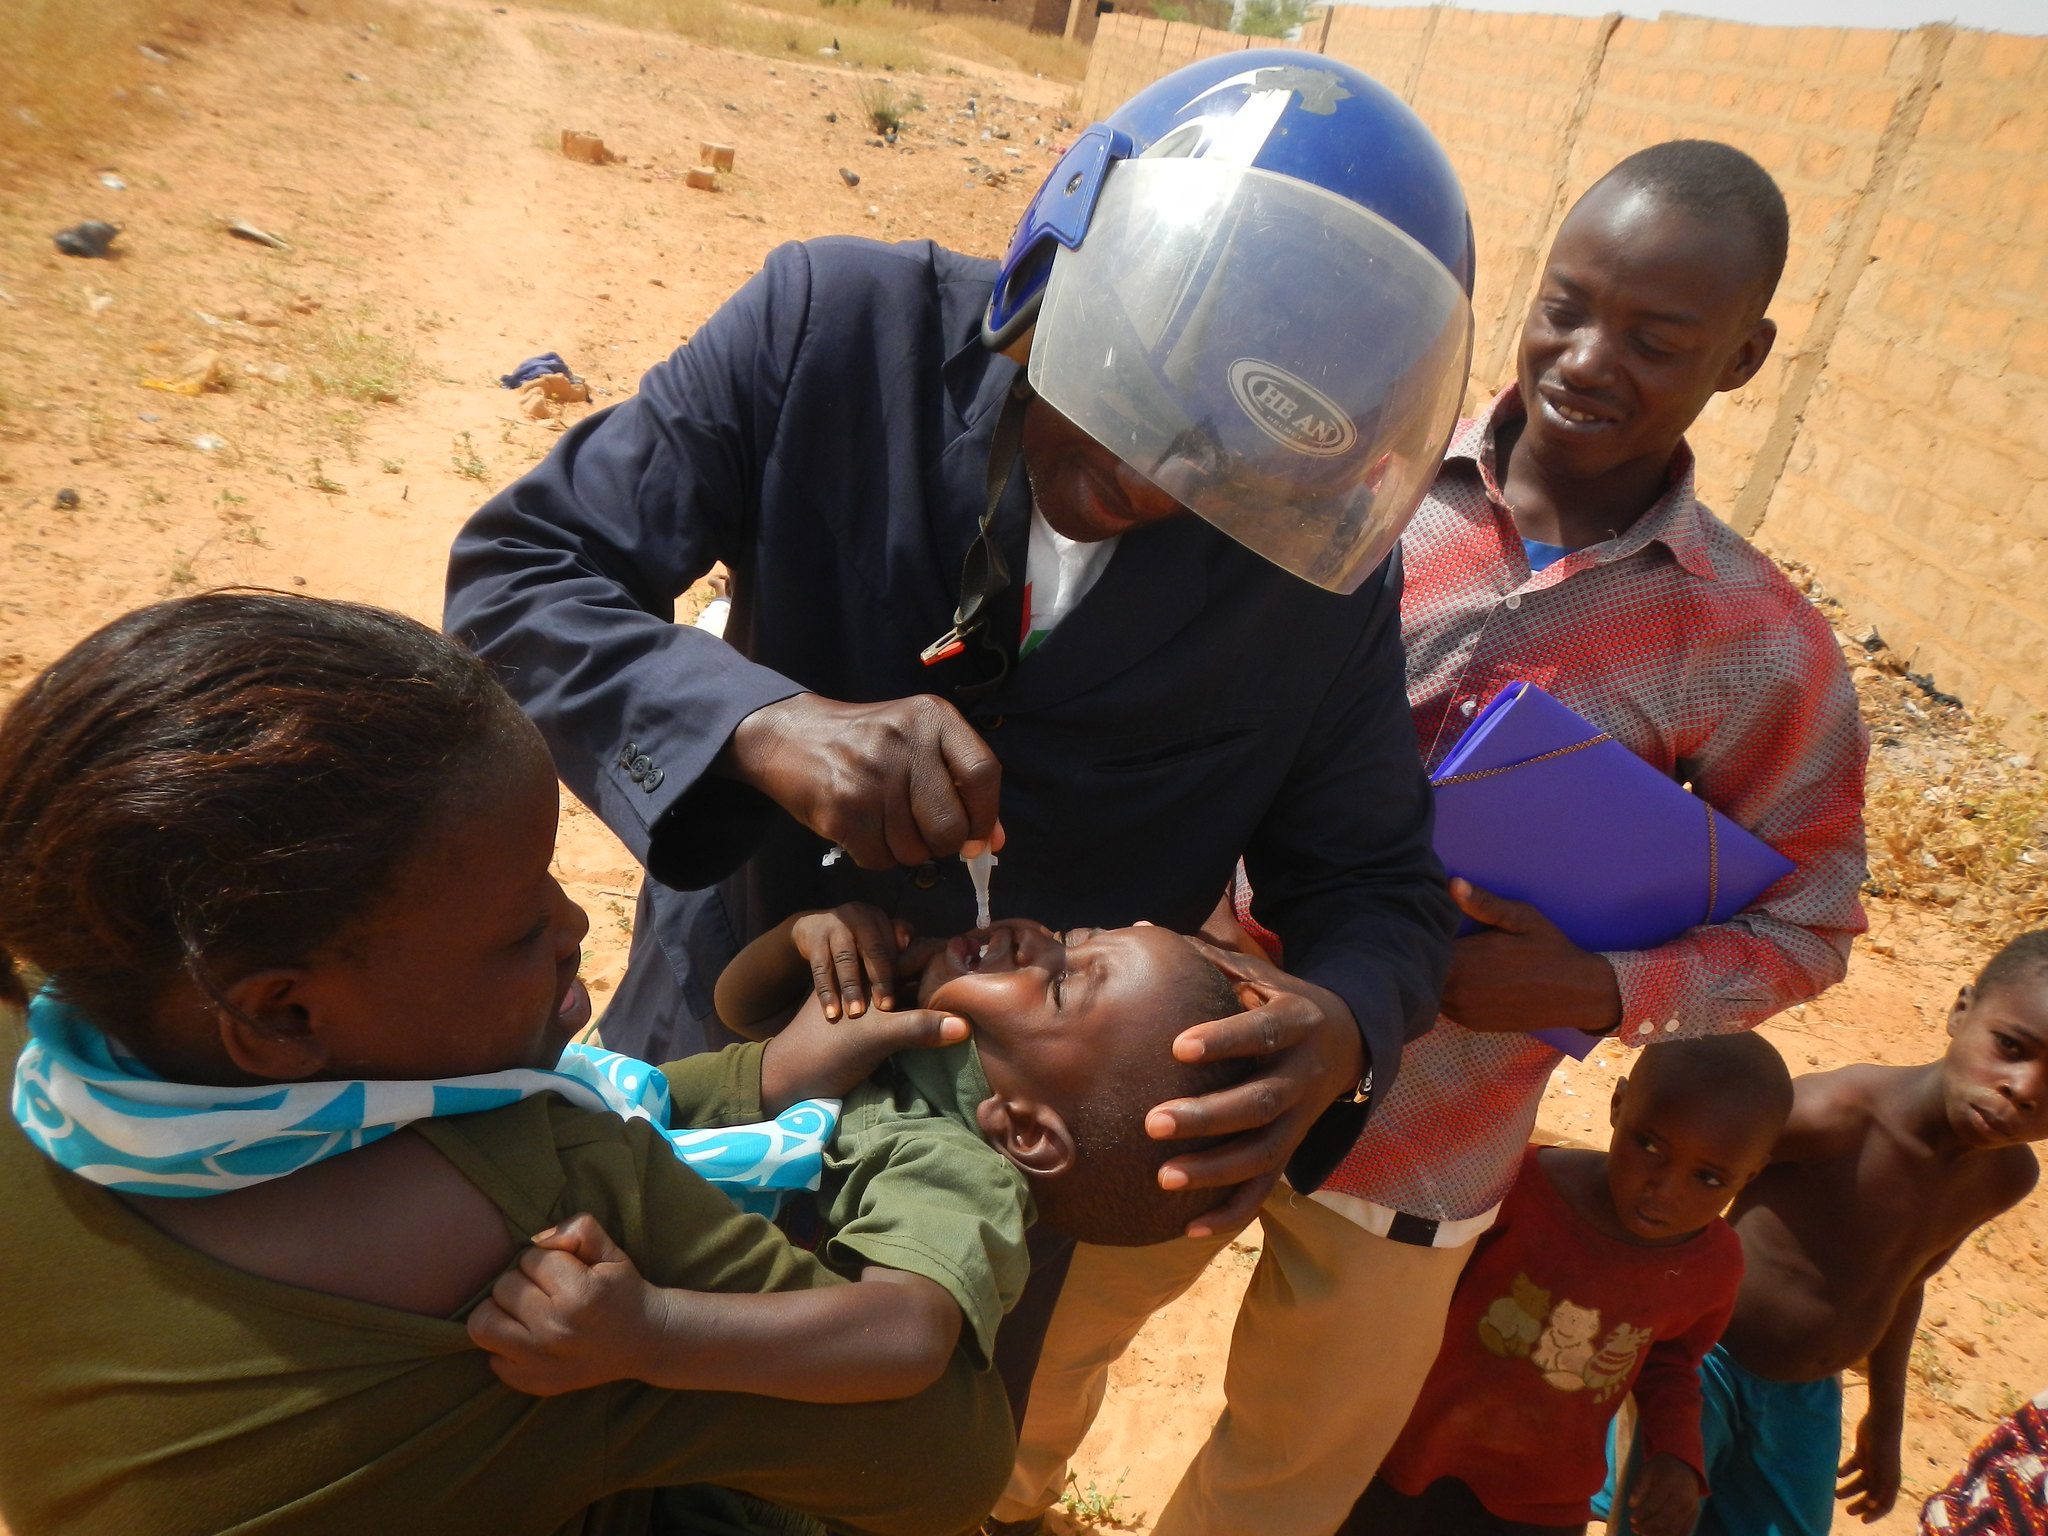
[1028,157,1472,594]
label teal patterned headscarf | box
[11,990,835,1218]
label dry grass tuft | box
[1781,560,2048,947]
[0,0,463,184]
[1,0,203,178]
[306,316,417,404]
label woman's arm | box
[468,1214,962,1402]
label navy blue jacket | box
[446,237,1454,1136]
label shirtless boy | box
[1659,931,2048,1533]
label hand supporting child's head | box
[0,591,590,1086]
[924,919,1256,1246]
[1941,930,2048,1150]
[1603,1032,1792,1242]
[765,903,1258,1245]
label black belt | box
[1386,1211,1443,1248]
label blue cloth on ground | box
[11,989,835,1217]
[1522,537,1572,572]
[1592,1342,1842,1536]
[500,352,582,389]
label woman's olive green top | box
[0,1036,1011,1536]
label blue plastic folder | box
[1431,683,1795,1059]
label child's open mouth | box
[947,928,1015,973]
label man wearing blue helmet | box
[445,48,1471,1423]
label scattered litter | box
[53,489,79,510]
[54,222,120,259]
[86,291,115,314]
[220,217,290,250]
[518,384,563,422]
[137,412,160,422]
[560,130,619,166]
[242,361,291,384]
[817,43,840,56]
[140,349,227,396]
[685,167,718,192]
[1004,148,1021,158]
[838,167,860,187]
[699,142,736,172]
[137,44,170,63]
[499,352,587,395]
[192,434,227,453]
[97,172,126,191]
[865,204,879,218]
[345,71,370,83]
[527,371,590,403]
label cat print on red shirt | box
[1478,1272,1652,1402]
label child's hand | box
[1838,1411,1904,1520]
[467,1214,665,1396]
[761,992,968,1110]
[1629,1451,1703,1536]
[790,903,914,1019]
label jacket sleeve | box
[444,245,819,892]
[1242,550,1459,1128]
[1603,599,1867,1045]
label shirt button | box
[1636,1021,1656,1037]
[1459,699,1478,718]
[1664,1019,1680,1032]
[1504,594,1522,610]
[912,861,940,890]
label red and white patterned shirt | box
[1321,386,1869,1222]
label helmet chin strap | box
[919,380,1031,702]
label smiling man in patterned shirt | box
[992,139,1869,1536]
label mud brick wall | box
[1756,31,2048,739]
[1074,9,2048,747]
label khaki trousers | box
[995,1187,1474,1536]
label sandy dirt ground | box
[1,7,2042,1534]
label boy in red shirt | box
[1348,1032,1792,1536]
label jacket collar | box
[990,510,1217,716]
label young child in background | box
[1349,1033,1794,1536]
[1628,932,2048,1535]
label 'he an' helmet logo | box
[1227,358,1358,458]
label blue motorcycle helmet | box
[986,51,1475,595]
